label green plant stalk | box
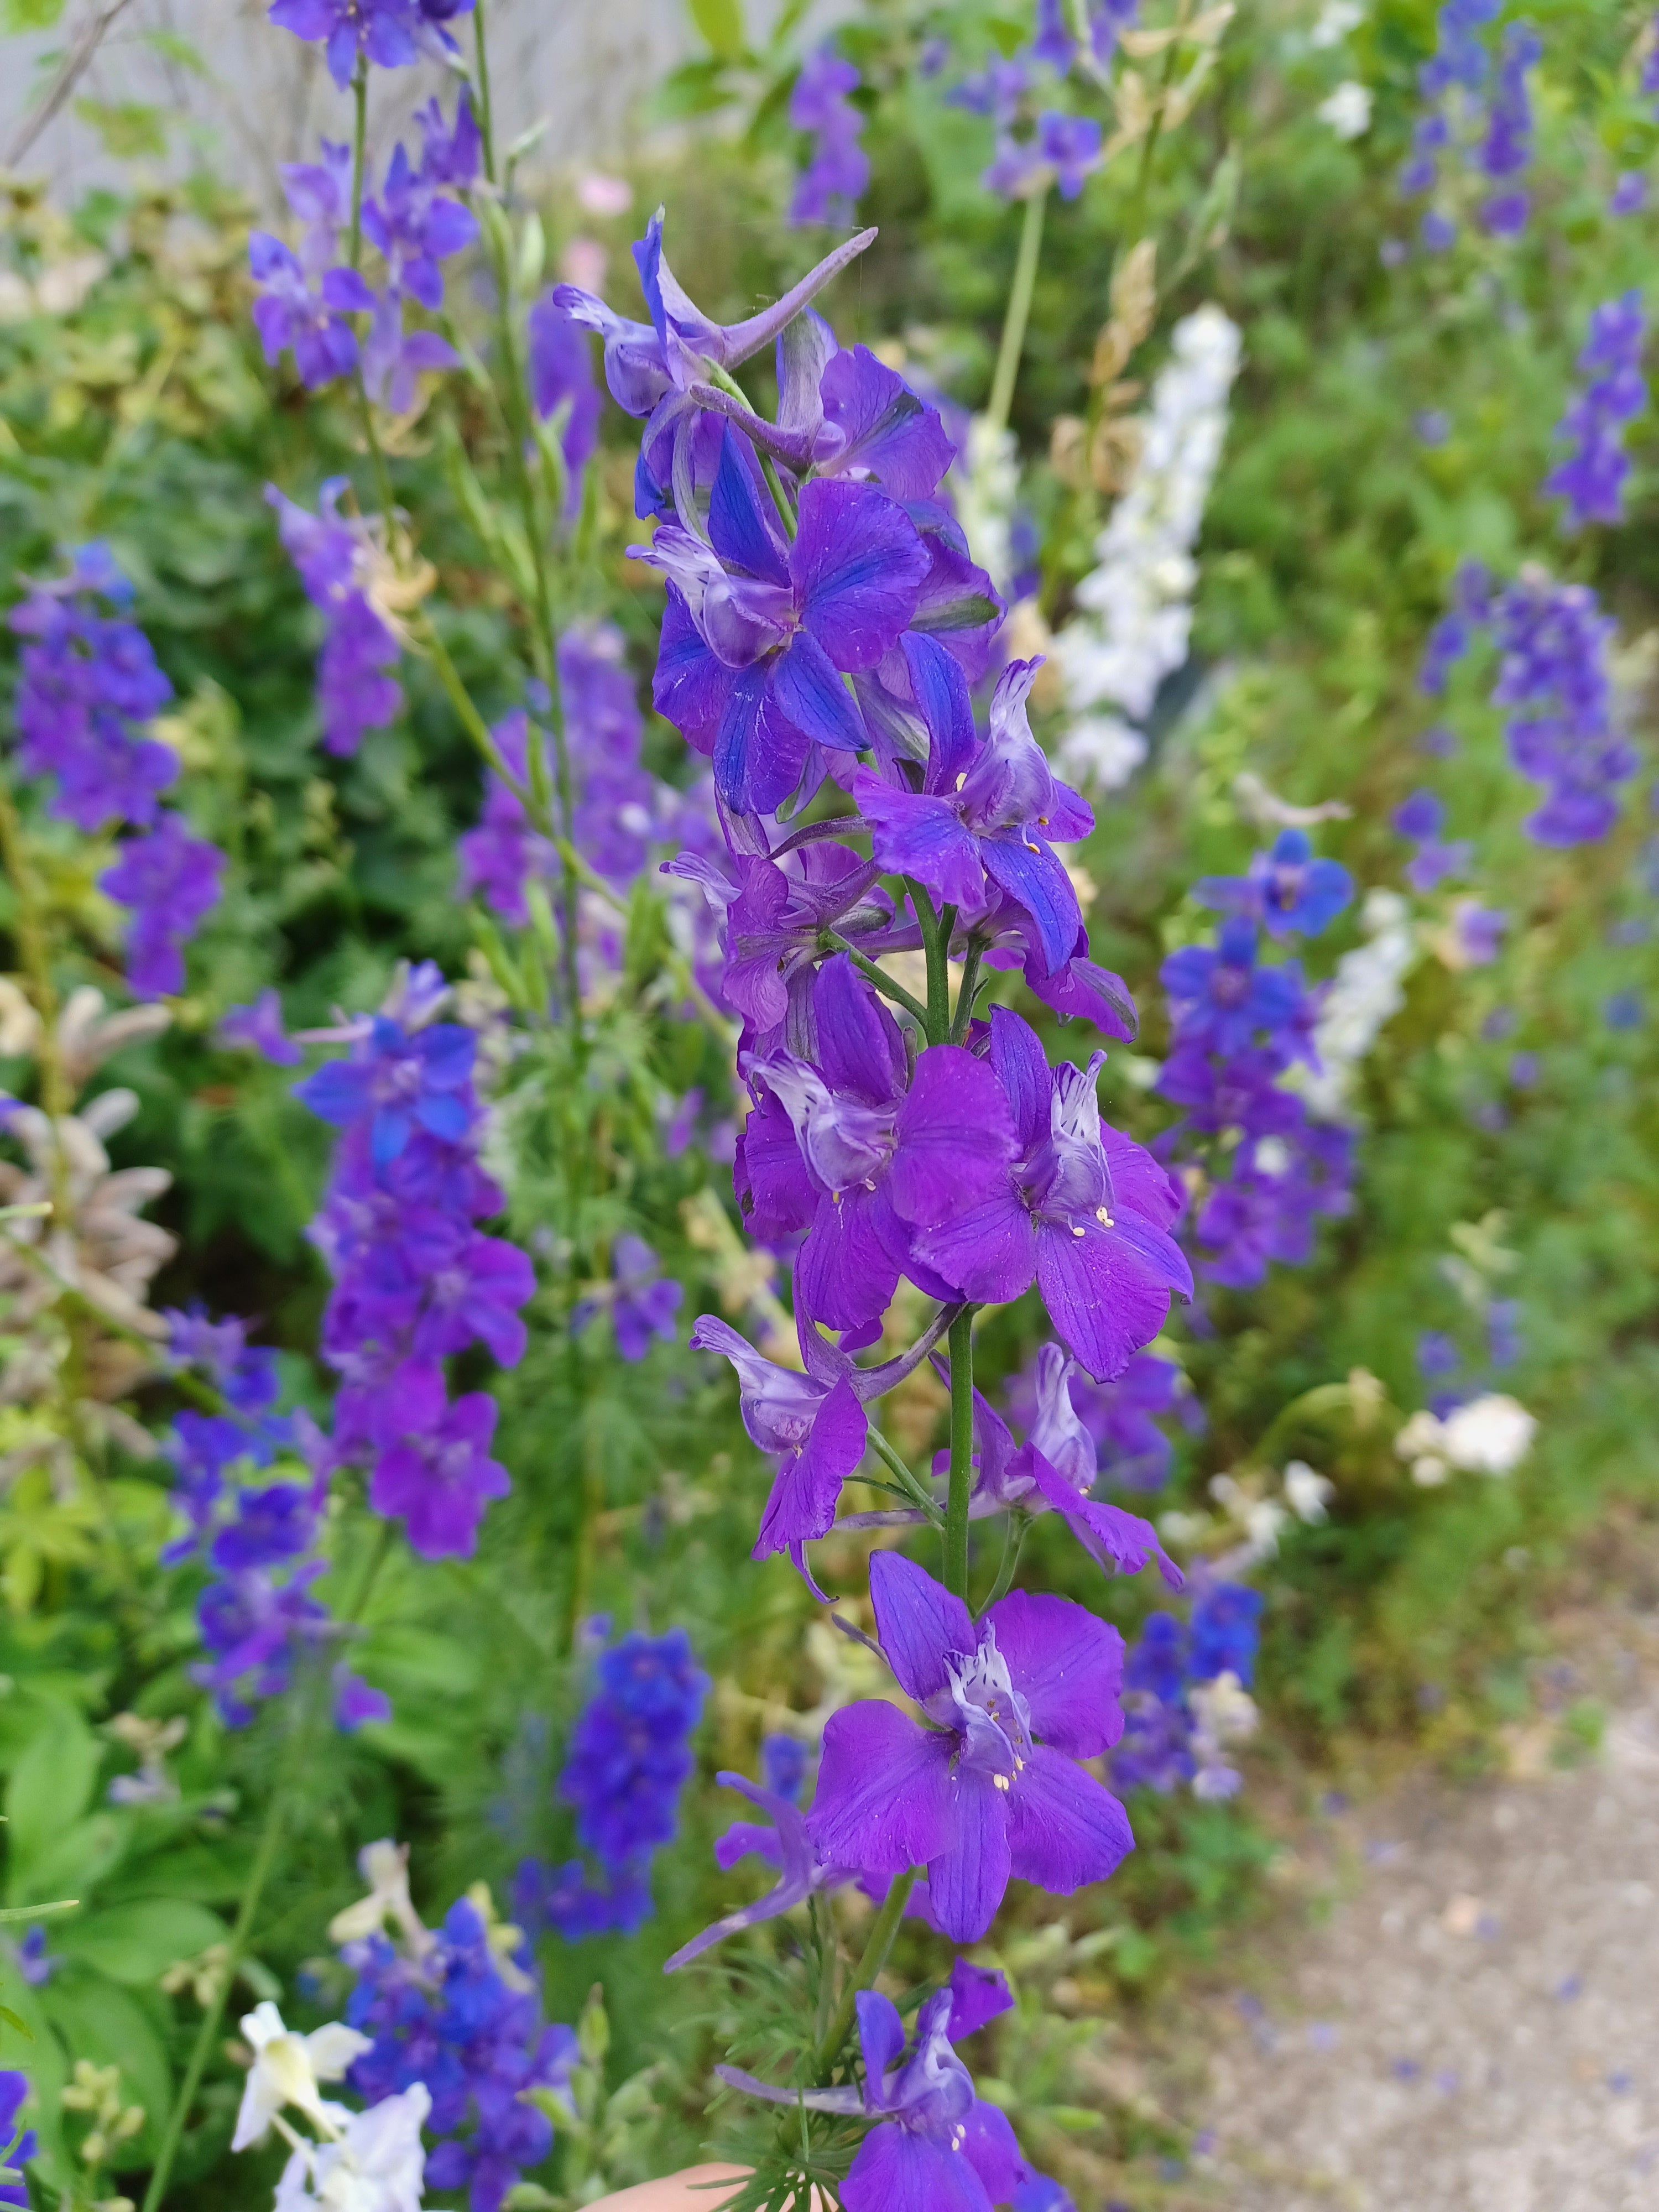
[814,1866,919,2073]
[984,186,1049,438]
[907,880,949,1044]
[472,0,497,184]
[821,935,930,1029]
[0,776,70,1130]
[979,1511,1030,1614]
[348,59,368,270]
[943,1307,977,1600]
[948,935,985,1045]
[559,1344,603,1657]
[140,1531,392,2212]
[867,1426,946,1527]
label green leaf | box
[0,2010,30,2038]
[687,0,744,60]
[55,1899,226,1986]
[4,1705,98,1880]
[140,27,207,72]
[0,0,65,29]
[71,98,168,160]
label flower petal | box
[890,1046,1020,1229]
[927,1764,1012,1942]
[868,1548,974,1702]
[753,1377,867,1557]
[792,479,930,671]
[808,1700,954,1876]
[982,1586,1125,1757]
[854,769,985,911]
[1006,1741,1134,1895]
[842,2121,996,2212]
[913,1188,1037,1306]
[1036,1213,1190,1384]
[770,627,869,754]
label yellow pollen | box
[1024,838,1042,853]
[1071,1224,1086,1238]
[993,1773,1011,1791]
[954,771,967,791]
[1096,1205,1114,1227]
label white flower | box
[232,2004,371,2152]
[1310,0,1364,46]
[327,1840,427,1952]
[1051,306,1241,789]
[1317,80,1373,138]
[1441,1394,1536,1476]
[952,414,1021,592]
[1055,713,1147,791]
[1291,888,1417,1120]
[1283,1459,1335,1524]
[275,2084,430,2212]
[1191,1670,1259,1799]
[1394,1395,1536,1486]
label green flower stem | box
[472,0,497,184]
[979,1511,1031,1615]
[907,880,950,1045]
[814,1866,918,2074]
[140,1529,392,2212]
[948,935,985,1044]
[822,936,930,1030]
[943,1306,977,1600]
[866,1427,945,1527]
[984,185,1048,439]
[348,60,368,271]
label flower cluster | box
[163,1309,389,1731]
[790,45,869,225]
[1156,834,1356,1286]
[0,2072,36,2211]
[1113,1579,1263,1799]
[515,1626,708,1940]
[231,1998,430,2212]
[1052,306,1242,790]
[269,479,404,758]
[1293,887,1418,1120]
[1424,560,1635,846]
[335,1879,576,2212]
[269,0,476,90]
[295,968,532,1561]
[1542,291,1646,530]
[7,546,223,998]
[570,1233,682,1362]
[1396,2,1540,247]
[554,210,1206,2194]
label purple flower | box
[853,654,1095,979]
[1611,171,1647,216]
[526,294,601,503]
[1543,291,1646,530]
[552,208,875,422]
[296,1014,475,1167]
[267,479,402,756]
[1489,571,1631,842]
[666,1770,853,1970]
[560,1628,707,1907]
[14,1928,56,1989]
[267,0,474,87]
[366,1360,511,1559]
[806,1551,1133,1940]
[1194,829,1353,940]
[1391,788,1472,890]
[914,1010,1192,1383]
[985,109,1102,201]
[1008,1344,1201,1491]
[218,988,303,1065]
[1160,918,1308,1060]
[99,814,225,999]
[790,45,870,225]
[8,545,178,833]
[690,1304,953,1583]
[720,1986,1030,2212]
[635,429,931,813]
[248,232,372,391]
[739,952,1021,1332]
[0,2072,38,2208]
[362,135,477,310]
[1420,208,1458,252]
[1475,22,1540,231]
[947,1958,1014,2040]
[608,1234,683,1360]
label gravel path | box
[1186,1640,1659,2211]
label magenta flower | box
[218,988,303,1065]
[807,1551,1133,1941]
[914,1010,1191,1383]
[739,953,1019,1331]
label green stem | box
[353,372,398,529]
[866,1427,945,1528]
[948,936,985,1044]
[979,1512,1030,1615]
[140,1535,393,2212]
[560,1345,601,1658]
[759,450,799,541]
[906,881,948,1045]
[822,936,930,1030]
[943,1307,977,1601]
[472,0,497,184]
[348,60,368,270]
[140,1786,289,2212]
[984,186,1048,439]
[815,1866,919,2073]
